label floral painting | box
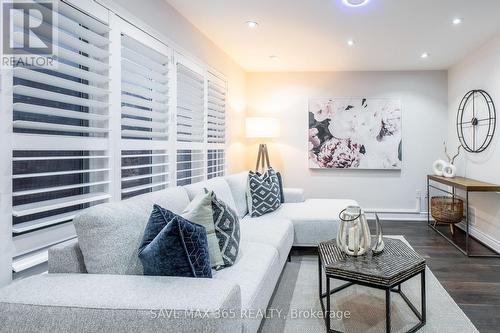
[309,98,402,169]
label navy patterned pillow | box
[246,167,282,217]
[207,190,241,270]
[138,205,212,278]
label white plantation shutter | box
[12,1,110,136]
[207,72,226,144]
[2,4,232,277]
[176,63,204,143]
[119,29,171,199]
[206,72,227,178]
[207,149,225,179]
[120,34,169,140]
[176,149,205,186]
[11,2,111,272]
[175,58,206,186]
[121,150,169,199]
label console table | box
[427,175,500,257]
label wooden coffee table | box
[318,238,426,333]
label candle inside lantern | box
[348,225,360,252]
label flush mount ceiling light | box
[421,52,429,59]
[269,55,279,61]
[343,0,370,7]
[452,18,463,25]
[347,39,355,46]
[246,21,258,28]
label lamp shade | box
[245,117,280,138]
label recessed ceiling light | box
[343,0,370,7]
[269,55,279,61]
[347,39,355,46]
[246,21,258,29]
[421,52,429,59]
[452,18,462,25]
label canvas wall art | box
[309,98,402,169]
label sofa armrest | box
[283,187,305,203]
[0,274,242,333]
[48,238,87,273]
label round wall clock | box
[456,89,496,153]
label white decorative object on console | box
[432,159,447,176]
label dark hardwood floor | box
[371,220,500,333]
[292,220,500,333]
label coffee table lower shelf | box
[318,256,426,333]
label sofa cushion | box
[240,216,293,264]
[0,274,241,333]
[139,205,212,278]
[246,168,282,217]
[184,177,237,213]
[249,199,358,246]
[182,192,224,268]
[209,191,241,269]
[213,241,281,333]
[224,172,249,218]
[74,187,190,275]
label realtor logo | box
[2,0,57,67]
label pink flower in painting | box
[310,100,334,122]
[316,138,360,168]
[309,128,321,149]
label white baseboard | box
[455,222,500,254]
[365,211,428,222]
[367,211,500,254]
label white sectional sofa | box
[0,172,356,333]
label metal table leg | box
[386,288,391,333]
[326,276,331,331]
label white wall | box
[102,0,248,173]
[246,71,448,211]
[448,35,500,247]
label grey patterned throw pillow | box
[206,190,241,269]
[246,168,282,217]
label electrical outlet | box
[416,189,421,198]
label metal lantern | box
[337,206,385,256]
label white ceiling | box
[166,0,500,72]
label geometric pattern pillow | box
[138,205,212,278]
[276,171,285,204]
[207,190,241,270]
[181,192,224,268]
[246,167,282,217]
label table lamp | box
[245,117,280,172]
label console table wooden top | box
[428,175,500,192]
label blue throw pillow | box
[138,204,212,278]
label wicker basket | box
[431,196,464,224]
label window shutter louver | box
[11,2,111,272]
[207,149,225,179]
[175,59,206,186]
[207,72,226,144]
[119,33,170,199]
[176,149,205,186]
[120,34,169,140]
[206,72,227,179]
[176,63,204,143]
